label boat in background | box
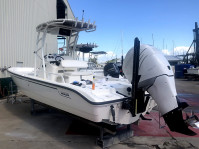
[57,43,106,77]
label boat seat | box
[61,60,88,68]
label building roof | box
[90,51,107,55]
[165,55,182,62]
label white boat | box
[8,19,197,136]
[58,43,105,77]
[187,67,199,75]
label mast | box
[121,31,124,67]
[194,22,199,65]
[152,33,154,46]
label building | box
[165,55,182,66]
[0,0,75,78]
[0,0,75,97]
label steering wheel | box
[55,56,64,62]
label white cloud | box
[79,46,194,63]
[162,49,170,55]
[174,46,194,55]
[161,46,194,56]
[98,51,116,63]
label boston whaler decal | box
[58,91,71,99]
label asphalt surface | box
[0,78,199,149]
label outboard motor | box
[123,42,197,136]
[104,63,120,78]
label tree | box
[106,58,118,63]
[89,57,98,64]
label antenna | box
[152,34,154,46]
[121,31,123,57]
[82,10,84,20]
[163,38,164,50]
[121,31,124,67]
[172,40,175,56]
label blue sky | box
[68,0,199,60]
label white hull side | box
[187,68,199,75]
[10,71,139,125]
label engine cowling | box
[123,44,196,136]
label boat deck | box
[0,78,199,149]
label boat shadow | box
[3,97,100,149]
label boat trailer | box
[30,98,134,148]
[29,37,146,148]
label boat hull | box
[9,68,139,124]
